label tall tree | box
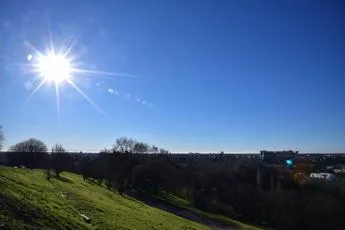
[51,144,67,176]
[112,137,135,153]
[9,138,48,152]
[0,125,4,150]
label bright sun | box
[23,32,128,120]
[38,53,72,83]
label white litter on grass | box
[60,192,70,198]
[80,214,91,223]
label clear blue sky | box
[1,0,344,153]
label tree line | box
[1,129,345,229]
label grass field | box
[0,167,210,230]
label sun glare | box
[22,30,130,120]
[38,53,71,83]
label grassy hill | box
[0,167,210,230]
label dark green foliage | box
[7,138,48,169]
[7,151,48,169]
[51,152,70,177]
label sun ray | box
[46,12,55,54]
[6,21,138,122]
[55,81,60,126]
[63,35,80,58]
[26,78,47,102]
[66,79,110,119]
[71,68,137,79]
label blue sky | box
[0,0,344,153]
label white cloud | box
[142,100,146,104]
[136,98,141,103]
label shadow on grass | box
[0,193,53,228]
[124,190,238,230]
[85,178,100,186]
[0,193,85,229]
[122,194,146,205]
[54,175,74,184]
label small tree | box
[159,148,170,154]
[133,142,149,153]
[51,144,66,177]
[46,167,52,181]
[52,144,66,153]
[150,145,159,154]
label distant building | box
[333,168,345,174]
[260,150,298,164]
[310,172,336,181]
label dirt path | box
[125,191,235,230]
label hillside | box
[0,167,210,230]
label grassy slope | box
[0,167,210,230]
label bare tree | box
[112,137,135,153]
[112,137,169,154]
[52,143,66,153]
[0,125,4,150]
[159,148,170,154]
[133,142,149,153]
[150,145,159,154]
[9,138,48,152]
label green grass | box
[0,167,210,230]
[157,192,263,230]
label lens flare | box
[6,16,138,121]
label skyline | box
[1,0,344,153]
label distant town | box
[2,150,345,184]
